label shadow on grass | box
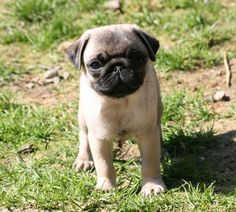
[162,129,236,194]
[207,130,236,194]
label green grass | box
[0,60,28,86]
[162,91,215,156]
[0,0,236,210]
[2,0,107,49]
[14,0,68,23]
[0,94,76,148]
[0,91,234,211]
[1,164,235,211]
[1,0,236,71]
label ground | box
[0,0,236,211]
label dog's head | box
[66,24,159,98]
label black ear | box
[65,36,89,70]
[133,29,159,61]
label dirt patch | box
[4,58,236,108]
[2,73,80,107]
[161,58,236,99]
[160,58,236,117]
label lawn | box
[0,0,236,211]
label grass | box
[14,0,68,23]
[0,0,236,211]
[1,0,236,71]
[2,0,107,49]
[0,90,234,211]
[0,94,75,148]
[0,60,28,86]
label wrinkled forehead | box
[83,28,146,60]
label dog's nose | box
[113,65,124,72]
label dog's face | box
[66,25,159,98]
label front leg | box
[88,133,116,191]
[73,127,94,171]
[136,126,166,196]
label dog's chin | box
[95,82,141,98]
[93,69,144,98]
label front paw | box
[73,157,94,171]
[95,177,116,191]
[141,178,166,196]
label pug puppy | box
[66,24,165,195]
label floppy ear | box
[65,35,90,70]
[133,29,159,61]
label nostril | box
[113,66,124,72]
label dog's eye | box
[89,61,102,69]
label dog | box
[66,24,165,195]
